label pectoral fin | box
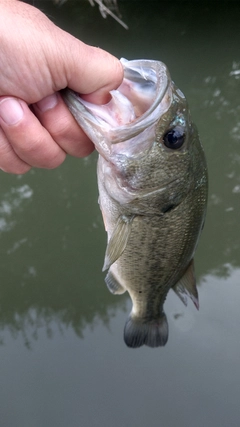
[102,215,134,271]
[172,259,199,309]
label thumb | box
[57,33,124,103]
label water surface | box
[1,1,240,426]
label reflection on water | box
[0,184,33,233]
[189,52,240,280]
[1,1,240,425]
[197,265,240,350]
[0,163,128,349]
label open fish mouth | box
[62,58,172,154]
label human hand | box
[0,0,123,173]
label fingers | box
[0,0,123,174]
[0,0,123,104]
[0,94,95,174]
[0,96,66,173]
[33,93,94,157]
[0,127,30,174]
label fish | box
[62,58,208,348]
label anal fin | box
[105,270,126,295]
[102,215,134,271]
[172,259,199,309]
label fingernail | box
[0,98,24,125]
[36,93,58,112]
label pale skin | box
[0,0,123,174]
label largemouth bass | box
[62,58,208,348]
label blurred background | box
[0,1,240,426]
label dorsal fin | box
[172,259,199,309]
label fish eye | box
[163,126,185,149]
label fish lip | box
[117,58,170,134]
[62,59,171,145]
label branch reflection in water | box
[0,164,127,348]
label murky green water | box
[1,1,240,426]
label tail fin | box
[124,314,168,348]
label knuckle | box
[0,107,66,171]
[43,151,66,169]
[43,116,93,157]
[35,101,94,158]
[0,131,31,174]
[48,117,70,138]
[13,133,66,169]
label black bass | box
[62,58,208,348]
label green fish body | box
[62,58,208,348]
